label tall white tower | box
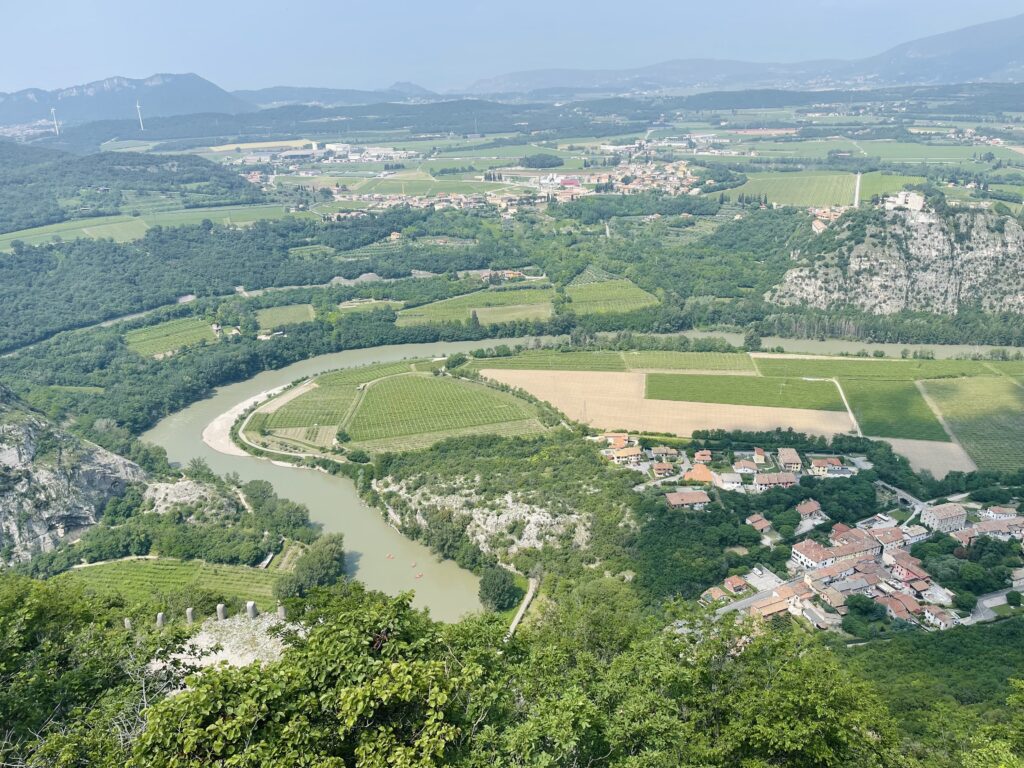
[136,100,145,131]
[50,107,60,136]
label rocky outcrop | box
[373,476,590,561]
[768,208,1024,315]
[0,393,144,563]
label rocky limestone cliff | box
[0,392,144,563]
[767,208,1024,315]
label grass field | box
[396,287,554,326]
[469,349,755,373]
[565,279,659,315]
[347,375,543,443]
[125,317,215,357]
[754,357,994,380]
[839,379,949,441]
[858,172,927,201]
[256,303,315,329]
[621,351,756,372]
[61,558,279,610]
[922,377,1024,471]
[468,350,629,372]
[0,204,314,251]
[735,172,856,207]
[646,373,846,410]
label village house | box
[980,506,1019,520]
[809,457,843,477]
[796,499,823,519]
[953,516,1024,546]
[733,459,758,474]
[886,551,931,584]
[652,462,675,478]
[901,525,930,546]
[748,581,814,620]
[921,502,968,533]
[752,472,798,492]
[714,472,744,491]
[871,527,907,552]
[684,464,714,484]
[791,539,835,571]
[745,513,773,535]
[723,575,749,594]
[777,448,802,472]
[610,446,643,466]
[923,605,958,630]
[600,433,633,451]
[876,592,923,622]
[753,447,767,465]
[666,490,711,510]
[693,449,713,464]
[649,446,679,460]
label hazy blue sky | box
[3,0,1022,93]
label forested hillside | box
[0,140,262,233]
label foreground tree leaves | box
[132,587,910,768]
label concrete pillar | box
[277,603,286,620]
[186,607,195,624]
[156,612,165,629]
[123,617,132,630]
[246,601,257,619]
[216,603,227,621]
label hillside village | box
[599,433,1024,634]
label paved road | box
[965,588,1011,624]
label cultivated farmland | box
[61,558,279,610]
[396,286,554,326]
[466,350,629,372]
[839,379,949,441]
[264,362,417,430]
[347,375,543,444]
[921,377,1024,472]
[565,279,659,315]
[621,351,756,372]
[251,361,546,454]
[858,172,927,201]
[256,303,315,329]
[646,373,846,411]
[753,356,993,380]
[125,317,216,357]
[735,172,857,207]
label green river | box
[141,338,536,622]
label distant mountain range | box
[231,82,437,108]
[3,13,1024,128]
[465,12,1024,96]
[0,73,255,127]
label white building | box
[920,503,967,533]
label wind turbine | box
[136,100,145,131]
[50,107,60,136]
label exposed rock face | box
[373,476,590,560]
[0,394,144,563]
[768,209,1024,315]
[144,479,232,517]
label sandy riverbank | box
[201,384,290,457]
